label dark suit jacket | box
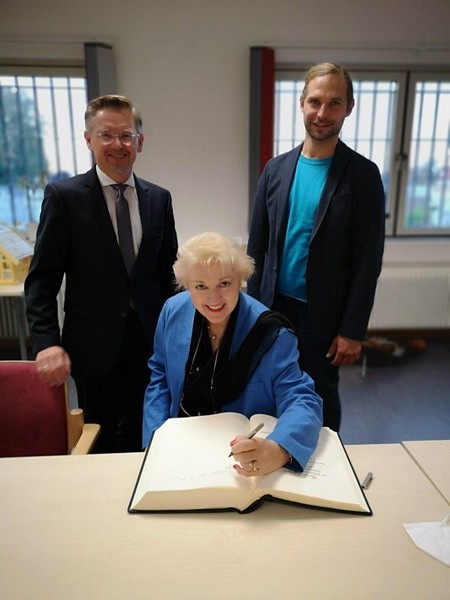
[247,140,385,344]
[25,167,178,378]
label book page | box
[256,428,369,512]
[133,413,256,500]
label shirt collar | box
[96,165,135,189]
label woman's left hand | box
[230,436,290,477]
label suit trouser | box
[74,308,150,453]
[273,293,341,431]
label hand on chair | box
[36,346,71,387]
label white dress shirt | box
[96,165,143,256]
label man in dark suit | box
[25,95,178,452]
[247,63,385,431]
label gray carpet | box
[339,339,450,444]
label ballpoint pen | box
[228,422,264,457]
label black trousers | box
[272,293,341,431]
[74,308,150,453]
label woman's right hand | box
[230,436,290,477]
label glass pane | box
[403,80,450,230]
[274,80,304,156]
[0,75,89,232]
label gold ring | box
[249,461,258,472]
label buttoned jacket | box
[25,167,178,378]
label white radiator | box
[368,267,450,330]
[1,271,449,335]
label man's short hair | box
[300,63,354,108]
[84,95,143,132]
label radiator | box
[368,267,450,330]
[0,287,64,340]
[0,297,24,338]
[2,270,450,336]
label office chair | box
[0,360,100,457]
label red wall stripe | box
[259,47,275,172]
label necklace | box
[207,325,218,341]
[180,320,225,417]
[207,321,228,343]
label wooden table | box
[1,445,449,600]
[402,439,450,504]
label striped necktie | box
[112,184,135,277]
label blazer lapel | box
[231,292,252,355]
[172,299,196,412]
[84,168,127,273]
[134,176,152,263]
[276,145,302,256]
[311,140,350,239]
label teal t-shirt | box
[277,154,332,301]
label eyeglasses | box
[96,131,140,145]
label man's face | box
[301,73,354,143]
[84,108,144,182]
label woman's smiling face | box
[185,261,240,330]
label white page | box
[258,428,366,507]
[136,413,256,495]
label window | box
[0,71,89,234]
[274,69,450,236]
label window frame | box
[395,71,450,236]
[274,66,450,238]
[0,63,88,230]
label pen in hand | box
[228,422,264,457]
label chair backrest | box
[0,360,70,457]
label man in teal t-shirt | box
[247,63,385,431]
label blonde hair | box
[173,232,255,290]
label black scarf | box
[179,307,295,417]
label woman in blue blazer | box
[143,232,323,476]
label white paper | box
[403,514,450,567]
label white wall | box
[1,0,450,263]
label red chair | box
[0,360,100,457]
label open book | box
[128,412,372,515]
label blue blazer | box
[247,140,385,343]
[142,291,323,469]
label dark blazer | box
[25,167,178,378]
[247,140,385,344]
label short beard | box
[304,121,342,142]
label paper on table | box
[403,514,450,567]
